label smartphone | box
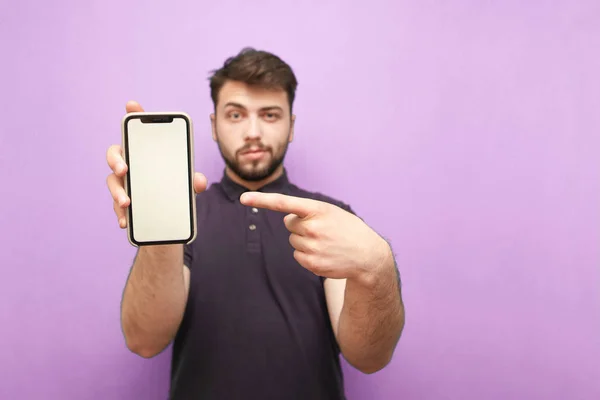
[121,111,197,246]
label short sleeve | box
[338,202,362,221]
[338,202,401,289]
[184,243,193,268]
[339,203,355,215]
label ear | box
[289,114,296,143]
[210,113,217,141]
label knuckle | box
[293,250,303,263]
[302,254,315,268]
[309,267,321,276]
[109,144,121,155]
[107,145,118,163]
[304,220,319,238]
[106,174,117,193]
[106,175,118,196]
[314,202,327,214]
[275,198,286,212]
[307,241,320,254]
[293,250,311,267]
[310,264,324,276]
[312,257,330,274]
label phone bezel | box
[121,111,197,247]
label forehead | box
[217,80,288,111]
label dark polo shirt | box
[169,170,354,400]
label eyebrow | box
[223,102,284,112]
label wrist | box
[137,244,184,264]
[350,238,394,289]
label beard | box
[216,130,290,182]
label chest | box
[187,201,324,303]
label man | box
[106,48,405,399]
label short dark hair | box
[209,47,298,112]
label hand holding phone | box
[106,101,207,246]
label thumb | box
[193,172,208,194]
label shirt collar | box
[220,169,292,202]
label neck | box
[225,165,285,191]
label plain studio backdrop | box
[1,1,599,399]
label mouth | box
[239,147,269,161]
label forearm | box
[121,244,187,357]
[337,243,405,373]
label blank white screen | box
[127,117,191,243]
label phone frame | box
[121,111,197,247]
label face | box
[211,80,295,182]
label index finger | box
[106,144,127,176]
[240,192,320,218]
[126,100,144,113]
[109,101,144,175]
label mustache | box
[237,143,272,155]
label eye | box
[228,111,242,121]
[264,112,280,122]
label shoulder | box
[192,182,231,216]
[287,183,355,214]
[196,181,228,202]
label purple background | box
[1,1,599,399]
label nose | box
[244,115,262,140]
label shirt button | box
[249,224,257,231]
[252,207,259,214]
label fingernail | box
[242,192,256,200]
[119,218,125,228]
